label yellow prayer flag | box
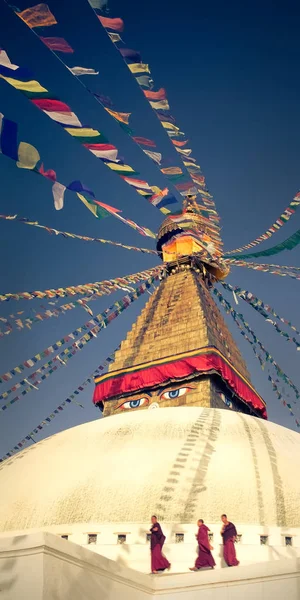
[0,75,48,93]
[136,189,150,196]
[161,167,183,175]
[17,142,40,170]
[128,63,150,74]
[65,127,101,137]
[105,108,131,124]
[105,163,135,173]
[183,161,201,169]
[149,100,170,111]
[160,207,171,215]
[161,121,180,132]
[77,193,98,218]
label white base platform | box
[1,531,300,600]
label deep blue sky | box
[0,0,300,456]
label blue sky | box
[0,0,300,457]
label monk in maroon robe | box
[221,514,239,566]
[150,515,171,573]
[189,519,215,570]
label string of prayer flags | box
[224,192,300,255]
[268,376,300,427]
[0,265,161,302]
[0,114,156,238]
[220,282,300,351]
[0,297,96,338]
[161,167,183,176]
[0,214,157,255]
[0,48,171,214]
[226,259,300,282]
[213,288,300,426]
[251,262,300,271]
[225,229,300,260]
[0,398,81,462]
[213,287,300,401]
[0,345,121,462]
[0,276,158,397]
[94,5,223,249]
[3,9,181,214]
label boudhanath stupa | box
[0,201,300,600]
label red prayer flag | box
[41,37,74,53]
[172,139,189,147]
[94,200,121,214]
[175,182,195,191]
[98,16,124,31]
[31,99,72,113]
[143,88,166,100]
[83,143,117,151]
[39,163,57,182]
[132,136,156,148]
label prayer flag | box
[98,16,124,31]
[67,181,95,198]
[0,49,18,70]
[119,48,141,62]
[143,150,162,164]
[149,99,170,111]
[52,182,66,210]
[68,66,99,76]
[39,163,56,181]
[136,75,153,88]
[108,32,122,43]
[143,88,166,100]
[105,108,131,124]
[172,139,189,147]
[161,167,183,175]
[17,142,40,170]
[44,111,82,126]
[65,127,102,138]
[0,117,18,161]
[120,177,152,191]
[18,4,57,28]
[128,63,150,74]
[88,0,108,9]
[132,136,156,147]
[0,75,47,93]
[105,163,137,174]
[41,37,74,53]
[77,193,110,219]
[161,121,180,132]
[31,98,71,112]
[84,143,118,162]
[175,147,192,156]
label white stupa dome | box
[0,407,299,532]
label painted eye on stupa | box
[119,397,149,410]
[161,387,189,400]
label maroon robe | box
[221,522,239,566]
[195,524,215,569]
[150,522,170,572]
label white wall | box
[0,531,300,600]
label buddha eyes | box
[120,397,149,410]
[117,387,191,411]
[161,387,189,400]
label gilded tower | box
[93,199,266,420]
